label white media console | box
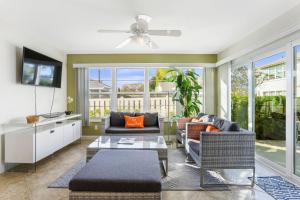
[4,114,82,164]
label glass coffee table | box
[87,135,168,175]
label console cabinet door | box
[63,123,74,145]
[36,130,52,161]
[51,126,64,152]
[74,121,82,140]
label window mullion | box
[144,68,149,112]
[112,68,117,111]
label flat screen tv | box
[21,47,62,88]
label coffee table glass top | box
[88,135,167,150]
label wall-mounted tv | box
[21,47,62,88]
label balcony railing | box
[89,95,176,119]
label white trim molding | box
[73,63,216,69]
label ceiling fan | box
[97,15,182,49]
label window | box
[149,68,176,118]
[254,51,286,167]
[276,65,285,79]
[193,68,204,112]
[89,69,112,119]
[231,64,249,129]
[117,68,144,112]
[88,66,204,119]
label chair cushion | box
[188,140,200,155]
[69,150,162,192]
[105,126,160,134]
[135,112,159,127]
[110,111,135,127]
[213,117,240,131]
[124,115,144,128]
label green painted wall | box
[67,54,217,136]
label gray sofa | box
[102,111,163,135]
[185,117,255,187]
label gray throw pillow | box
[110,111,135,127]
[135,112,159,127]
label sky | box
[90,68,203,81]
[254,52,286,68]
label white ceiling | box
[0,0,299,54]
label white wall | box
[217,63,230,119]
[217,4,300,65]
[204,68,216,115]
[0,25,67,173]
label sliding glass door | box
[254,52,287,167]
[231,64,249,129]
[294,45,300,176]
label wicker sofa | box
[176,113,215,148]
[185,117,255,187]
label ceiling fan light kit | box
[98,15,182,49]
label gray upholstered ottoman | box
[69,149,162,200]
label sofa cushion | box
[199,115,215,122]
[206,124,220,132]
[213,118,240,131]
[188,140,200,155]
[124,115,144,128]
[177,117,192,129]
[105,126,160,134]
[135,112,158,127]
[187,124,207,140]
[110,111,135,127]
[176,129,186,144]
[191,118,202,122]
[69,150,161,192]
[197,113,206,118]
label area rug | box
[250,176,300,200]
[49,149,229,191]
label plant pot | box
[65,111,72,115]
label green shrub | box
[232,95,286,140]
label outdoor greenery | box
[232,95,286,140]
[149,68,169,91]
[166,68,202,117]
[231,65,286,139]
[231,66,249,129]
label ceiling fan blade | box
[98,29,130,33]
[148,30,181,37]
[115,37,132,49]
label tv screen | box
[21,47,62,88]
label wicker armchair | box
[187,130,255,187]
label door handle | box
[72,123,75,126]
[50,130,55,134]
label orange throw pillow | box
[206,124,220,132]
[124,115,144,128]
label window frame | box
[88,65,205,120]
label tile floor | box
[0,139,287,200]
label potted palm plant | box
[166,68,202,117]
